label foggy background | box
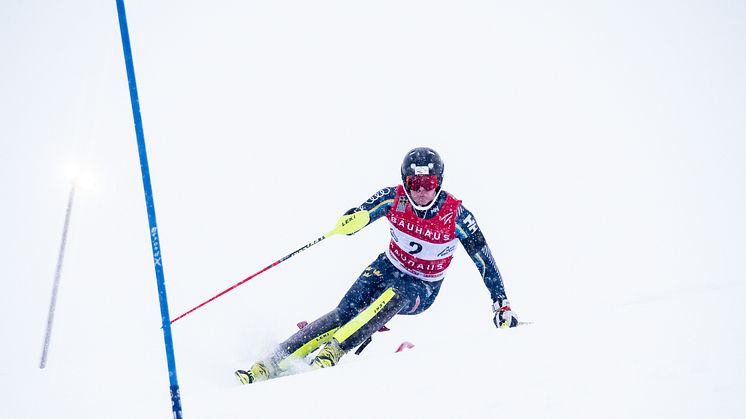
[1,1,744,418]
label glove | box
[340,207,365,235]
[492,298,519,329]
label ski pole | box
[170,210,370,324]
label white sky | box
[0,1,745,418]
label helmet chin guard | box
[403,187,442,212]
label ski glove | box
[493,298,519,329]
[341,207,364,235]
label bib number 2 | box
[408,241,423,255]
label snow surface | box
[1,1,745,418]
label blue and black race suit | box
[272,186,511,362]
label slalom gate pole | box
[115,1,183,418]
[39,183,76,369]
[170,210,370,325]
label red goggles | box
[405,175,439,191]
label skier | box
[236,147,519,384]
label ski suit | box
[270,185,509,369]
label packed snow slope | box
[6,280,746,419]
[1,1,745,418]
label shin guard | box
[272,310,342,370]
[332,287,407,352]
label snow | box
[1,1,745,418]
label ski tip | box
[395,341,415,353]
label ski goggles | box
[405,175,439,191]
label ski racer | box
[236,147,519,384]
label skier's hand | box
[341,208,365,235]
[492,298,518,329]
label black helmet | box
[400,147,444,190]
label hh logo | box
[438,211,454,225]
[463,214,478,233]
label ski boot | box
[310,339,345,369]
[235,360,276,384]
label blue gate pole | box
[115,1,183,418]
